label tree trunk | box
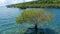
[35,24,37,34]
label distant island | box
[7,0,60,9]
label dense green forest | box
[7,0,60,9]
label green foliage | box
[7,0,60,9]
[16,9,54,24]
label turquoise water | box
[0,7,60,34]
[0,6,22,34]
[0,6,32,34]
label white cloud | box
[11,0,24,4]
[11,0,34,4]
[25,0,34,2]
[0,0,6,6]
[0,0,6,4]
[0,0,34,6]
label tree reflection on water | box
[24,28,56,34]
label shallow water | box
[0,7,60,34]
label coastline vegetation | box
[7,0,60,9]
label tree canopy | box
[16,9,54,24]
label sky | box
[0,0,35,6]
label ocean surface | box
[0,6,60,34]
